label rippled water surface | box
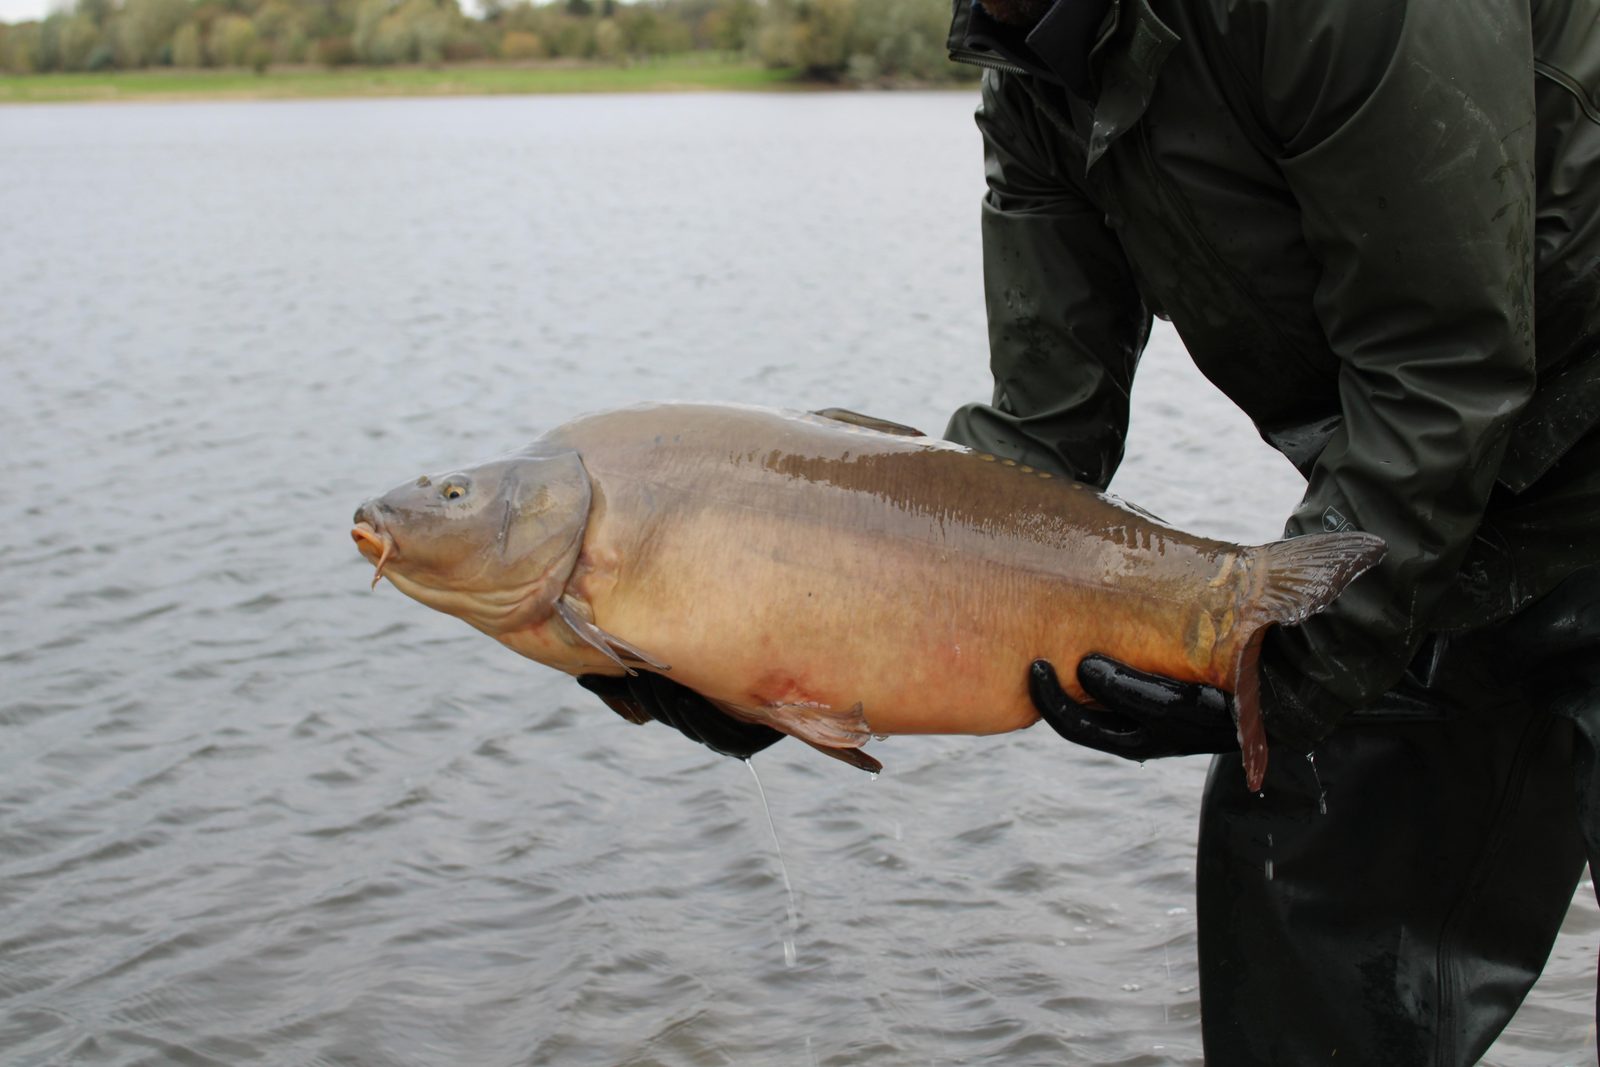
[2,92,1594,1066]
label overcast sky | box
[2,0,489,23]
[2,0,65,23]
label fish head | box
[351,443,592,636]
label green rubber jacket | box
[943,0,1600,731]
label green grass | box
[0,58,804,104]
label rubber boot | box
[1196,571,1600,1065]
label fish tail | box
[1232,532,1386,791]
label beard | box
[979,0,1054,27]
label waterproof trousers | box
[1197,569,1600,1065]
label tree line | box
[0,0,972,83]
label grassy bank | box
[0,58,804,104]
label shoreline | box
[0,60,974,105]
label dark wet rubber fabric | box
[1029,655,1237,758]
[575,672,785,760]
[1198,569,1600,1064]
[945,0,1600,732]
[945,0,1600,1058]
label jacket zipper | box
[948,48,1028,76]
[1535,61,1600,125]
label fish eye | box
[441,479,470,501]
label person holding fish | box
[346,0,1598,1060]
[588,0,1600,1062]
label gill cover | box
[359,442,593,632]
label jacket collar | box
[946,0,1113,93]
[948,0,1179,168]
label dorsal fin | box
[811,408,926,438]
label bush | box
[112,0,189,67]
[3,22,41,72]
[170,20,202,66]
[499,29,544,59]
[0,0,973,83]
[315,33,357,65]
[272,26,310,63]
[51,13,102,71]
[441,36,486,61]
[754,18,797,68]
[757,0,974,84]
[209,14,259,67]
[592,16,620,60]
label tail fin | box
[1232,532,1385,791]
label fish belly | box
[580,504,1210,737]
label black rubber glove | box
[1028,655,1238,759]
[1030,649,1362,758]
[575,673,785,760]
[1032,631,1467,761]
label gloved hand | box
[1029,653,1334,758]
[1028,655,1238,759]
[575,673,785,760]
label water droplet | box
[1264,859,1274,880]
[1306,751,1328,814]
[1121,982,1143,992]
[869,772,879,782]
[783,938,797,967]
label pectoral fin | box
[710,697,881,774]
[556,597,670,676]
[811,408,926,438]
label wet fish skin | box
[352,443,590,638]
[352,403,1384,788]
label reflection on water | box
[1,92,1592,1066]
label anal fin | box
[711,697,881,774]
[801,739,882,774]
[556,596,670,676]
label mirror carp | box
[352,403,1384,789]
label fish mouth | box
[351,521,397,589]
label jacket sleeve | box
[943,70,1152,489]
[1247,0,1538,728]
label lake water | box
[1,91,1593,1066]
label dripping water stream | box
[746,758,800,967]
[1307,752,1328,814]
